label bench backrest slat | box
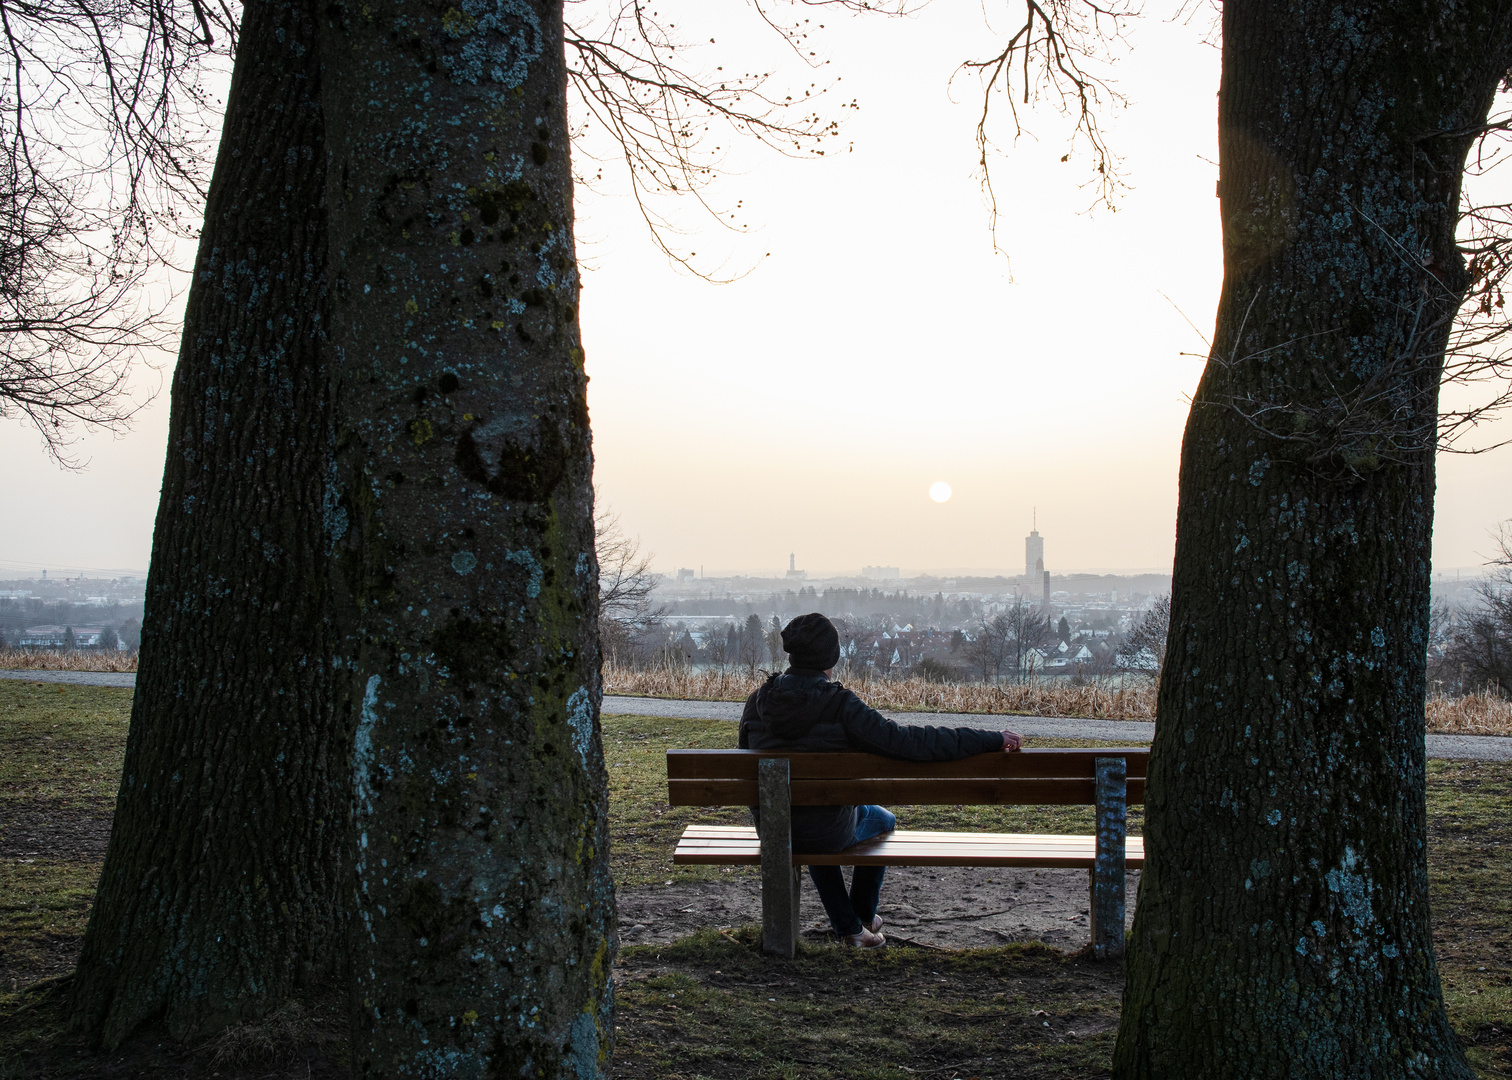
[666,748,1150,808]
[669,776,1147,807]
[667,748,1148,780]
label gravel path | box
[603,693,1156,741]
[3,672,1504,761]
[0,668,136,688]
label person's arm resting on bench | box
[834,689,1021,759]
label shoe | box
[867,915,883,935]
[841,927,886,949]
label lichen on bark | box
[70,0,344,1047]
[320,0,614,1072]
[1114,4,1512,1076]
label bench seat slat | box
[667,748,1149,781]
[680,826,1131,843]
[676,834,1125,850]
[680,834,1130,853]
[669,777,1145,807]
[673,825,1144,868]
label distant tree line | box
[1430,527,1512,697]
[664,586,988,627]
[1116,596,1171,674]
[0,599,143,651]
[960,598,1054,683]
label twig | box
[879,934,952,952]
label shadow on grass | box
[614,926,1121,1080]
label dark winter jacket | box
[738,668,1005,852]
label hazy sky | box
[3,2,1512,579]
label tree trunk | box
[70,0,342,1048]
[318,0,615,1072]
[1116,4,1512,1076]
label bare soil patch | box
[618,866,1139,952]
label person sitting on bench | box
[739,612,1024,948]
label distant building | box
[18,625,111,648]
[1025,527,1045,580]
[19,625,68,647]
[862,566,900,581]
[676,568,695,582]
[785,553,808,581]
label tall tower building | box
[1025,512,1045,581]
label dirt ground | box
[618,865,1139,951]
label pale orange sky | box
[3,2,1511,579]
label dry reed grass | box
[0,648,137,672]
[604,663,1154,718]
[1424,690,1512,737]
[604,663,1512,737]
[3,652,1503,735]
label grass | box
[0,862,100,993]
[0,680,132,808]
[0,680,129,994]
[0,681,1506,1077]
[1428,760,1512,1077]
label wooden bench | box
[667,747,1149,958]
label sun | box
[929,481,952,503]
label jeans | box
[806,805,896,936]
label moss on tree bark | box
[319,0,615,1072]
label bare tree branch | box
[595,499,665,650]
[563,0,911,280]
[956,0,1136,248]
[0,0,232,461]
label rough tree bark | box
[1116,3,1512,1076]
[69,0,342,1048]
[319,0,614,1073]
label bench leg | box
[758,758,798,956]
[1092,756,1127,960]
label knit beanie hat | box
[781,612,840,671]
